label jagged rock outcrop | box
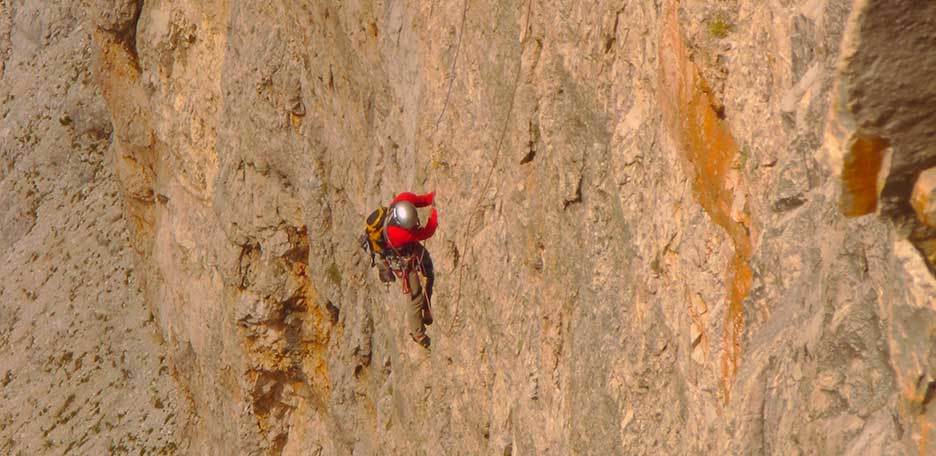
[3,0,936,454]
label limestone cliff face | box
[3,0,936,454]
[0,1,188,454]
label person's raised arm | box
[391,191,435,208]
[413,208,438,241]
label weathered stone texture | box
[2,0,936,454]
[0,0,189,453]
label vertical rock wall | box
[821,1,936,451]
[3,0,936,454]
[88,0,936,453]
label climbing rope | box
[411,0,469,164]
[447,0,534,334]
[432,0,471,141]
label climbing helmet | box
[390,201,419,230]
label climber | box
[360,191,438,349]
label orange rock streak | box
[840,135,889,217]
[659,2,752,404]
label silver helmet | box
[390,201,419,229]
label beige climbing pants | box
[403,270,427,339]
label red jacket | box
[385,192,438,249]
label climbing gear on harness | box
[387,251,420,295]
[389,201,419,230]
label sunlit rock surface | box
[2,0,935,454]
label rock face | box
[0,1,189,453]
[3,0,936,454]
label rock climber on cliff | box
[360,192,438,349]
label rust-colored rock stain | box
[840,135,889,217]
[659,2,752,404]
[240,226,333,449]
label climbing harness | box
[384,245,426,296]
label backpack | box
[361,206,390,266]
